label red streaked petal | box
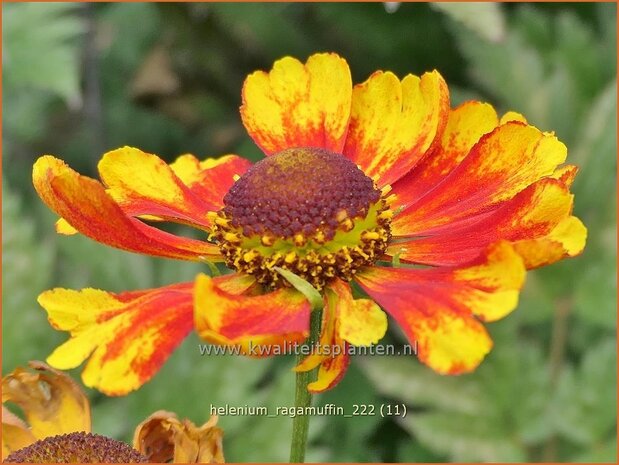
[390,101,499,211]
[343,70,449,187]
[241,53,352,155]
[170,153,252,210]
[392,122,568,236]
[294,285,350,393]
[500,110,527,124]
[33,156,222,262]
[39,283,196,396]
[328,279,387,347]
[510,216,587,269]
[293,301,336,373]
[388,178,587,269]
[307,343,351,394]
[356,242,525,374]
[550,164,579,188]
[194,273,309,355]
[98,147,215,228]
[55,218,78,235]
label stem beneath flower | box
[542,297,571,461]
[289,307,322,463]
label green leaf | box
[431,2,506,42]
[315,363,384,461]
[451,5,614,143]
[574,436,617,463]
[452,19,545,117]
[571,82,617,212]
[400,411,525,462]
[554,13,607,98]
[362,318,556,461]
[550,338,617,445]
[274,267,323,311]
[209,3,314,61]
[360,356,483,414]
[3,2,84,105]
[477,326,555,445]
[570,82,617,329]
[397,439,443,462]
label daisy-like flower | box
[2,362,224,462]
[33,53,586,396]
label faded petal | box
[2,406,37,461]
[133,411,224,463]
[2,362,90,442]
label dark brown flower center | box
[223,147,381,240]
[211,147,392,289]
[4,432,148,463]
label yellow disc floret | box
[211,147,392,289]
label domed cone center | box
[211,147,392,289]
[223,148,381,240]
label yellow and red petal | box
[194,273,309,355]
[98,147,216,228]
[328,279,387,347]
[500,110,527,124]
[55,218,78,235]
[1,362,91,442]
[343,70,449,187]
[38,283,200,396]
[307,345,351,394]
[390,101,499,211]
[170,153,251,210]
[389,178,586,269]
[550,164,579,188]
[510,215,587,269]
[241,53,352,155]
[294,280,384,392]
[293,283,351,393]
[392,122,568,236]
[356,242,525,374]
[57,150,250,232]
[293,292,337,373]
[33,156,222,262]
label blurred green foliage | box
[2,2,616,462]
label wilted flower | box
[2,361,91,459]
[133,411,224,463]
[2,362,223,463]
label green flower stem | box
[289,307,323,463]
[273,267,324,463]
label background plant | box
[2,2,616,462]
